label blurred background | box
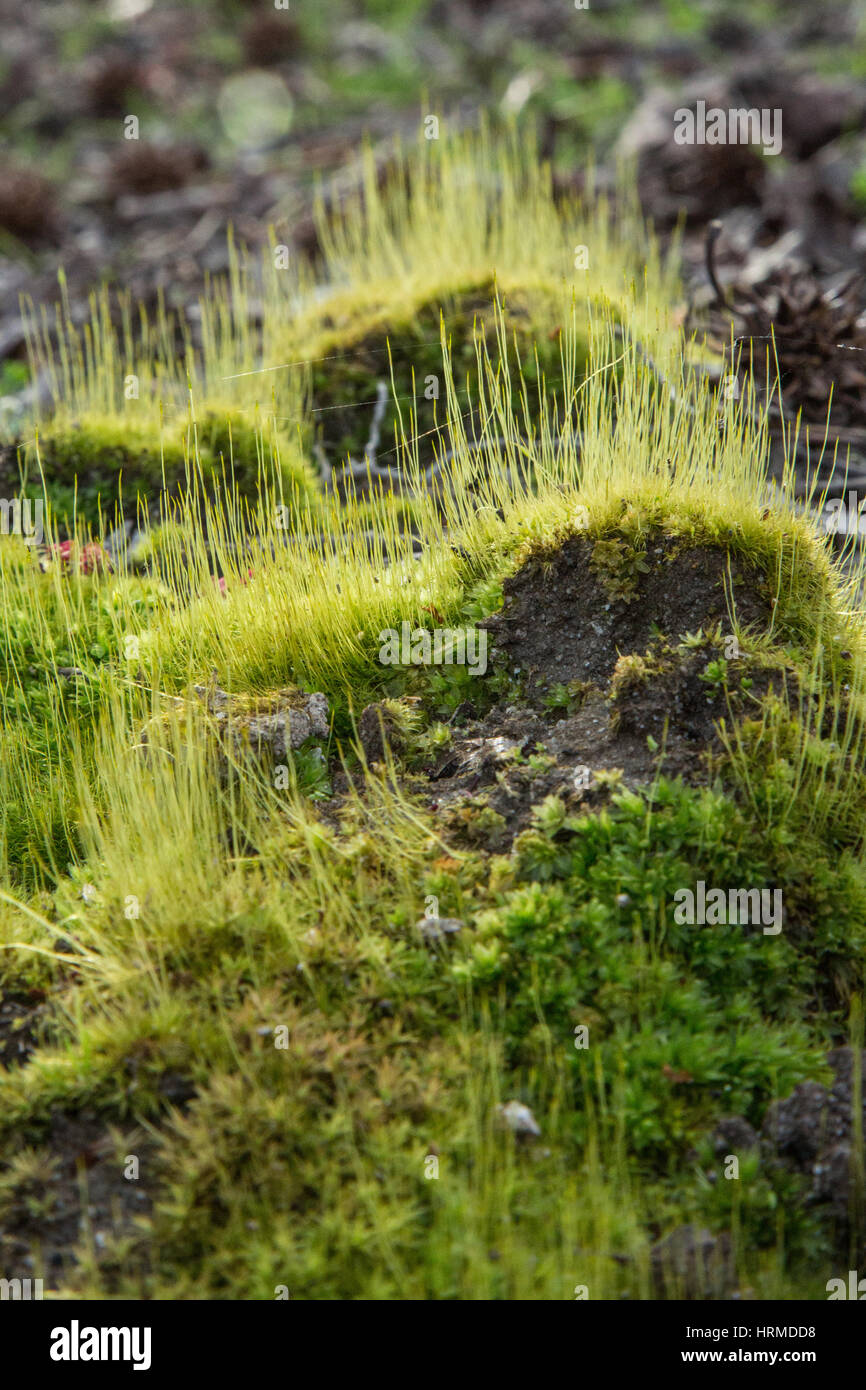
[1,0,866,427]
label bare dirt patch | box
[0,1110,156,1292]
[482,532,772,695]
[417,533,784,849]
[0,991,49,1070]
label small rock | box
[761,1049,866,1223]
[417,915,464,944]
[762,1081,831,1164]
[241,692,330,759]
[460,736,524,774]
[497,1100,541,1138]
[710,1116,760,1157]
[811,1142,853,1211]
[304,692,330,740]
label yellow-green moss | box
[24,406,319,530]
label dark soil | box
[0,1111,155,1292]
[482,533,771,692]
[413,532,784,850]
[762,1046,866,1229]
[0,990,49,1069]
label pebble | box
[497,1100,541,1137]
[417,914,464,943]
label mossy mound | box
[1,120,863,1299]
[1,503,865,1299]
[306,278,585,480]
[360,521,866,1284]
[13,407,319,531]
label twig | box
[705,220,728,310]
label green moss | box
[309,278,585,472]
[454,767,864,1273]
[590,535,652,602]
[22,408,319,531]
[2,122,865,1300]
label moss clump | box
[20,408,319,531]
[308,278,585,475]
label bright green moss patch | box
[0,752,858,1297]
[19,407,318,531]
[307,278,583,472]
